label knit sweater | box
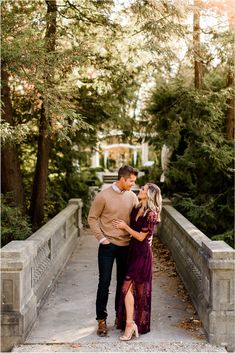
[88,186,138,246]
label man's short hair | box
[118,165,138,180]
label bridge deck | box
[13,229,226,352]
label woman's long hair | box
[144,183,162,222]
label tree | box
[143,1,234,246]
[1,0,147,231]
[225,0,235,140]
[193,0,204,89]
[29,0,58,229]
[146,75,233,242]
[1,61,26,211]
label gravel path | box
[13,341,226,352]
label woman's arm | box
[112,220,148,242]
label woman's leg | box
[122,284,138,338]
[124,284,134,323]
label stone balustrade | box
[1,197,234,352]
[0,199,83,352]
[158,200,235,352]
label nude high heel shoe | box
[119,321,139,341]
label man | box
[88,165,138,337]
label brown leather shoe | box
[97,319,108,336]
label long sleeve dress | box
[116,206,158,334]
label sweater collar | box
[112,182,125,193]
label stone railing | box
[158,200,235,352]
[0,199,83,352]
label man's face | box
[121,174,137,191]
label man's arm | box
[88,193,106,242]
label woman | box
[112,183,162,341]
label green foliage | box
[1,122,31,146]
[78,168,102,187]
[137,165,162,187]
[146,73,234,247]
[172,194,234,248]
[43,168,101,224]
[212,230,234,249]
[2,0,234,250]
[1,193,32,247]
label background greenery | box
[1,0,234,248]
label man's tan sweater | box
[88,186,138,246]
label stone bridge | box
[1,197,234,352]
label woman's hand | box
[112,219,127,230]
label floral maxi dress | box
[116,206,158,334]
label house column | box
[133,149,137,166]
[141,142,148,165]
[160,144,172,182]
[104,150,109,169]
[91,149,100,168]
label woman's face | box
[138,184,148,200]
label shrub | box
[1,193,32,247]
[137,165,162,188]
[44,169,101,224]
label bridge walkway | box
[12,228,226,352]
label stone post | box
[1,241,37,352]
[201,240,235,352]
[68,198,83,236]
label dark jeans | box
[96,242,129,321]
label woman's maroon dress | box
[116,206,158,334]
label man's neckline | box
[112,182,125,193]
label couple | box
[88,165,162,341]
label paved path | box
[13,229,226,352]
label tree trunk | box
[225,0,235,140]
[29,0,57,230]
[1,61,26,211]
[29,105,52,229]
[193,0,203,90]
